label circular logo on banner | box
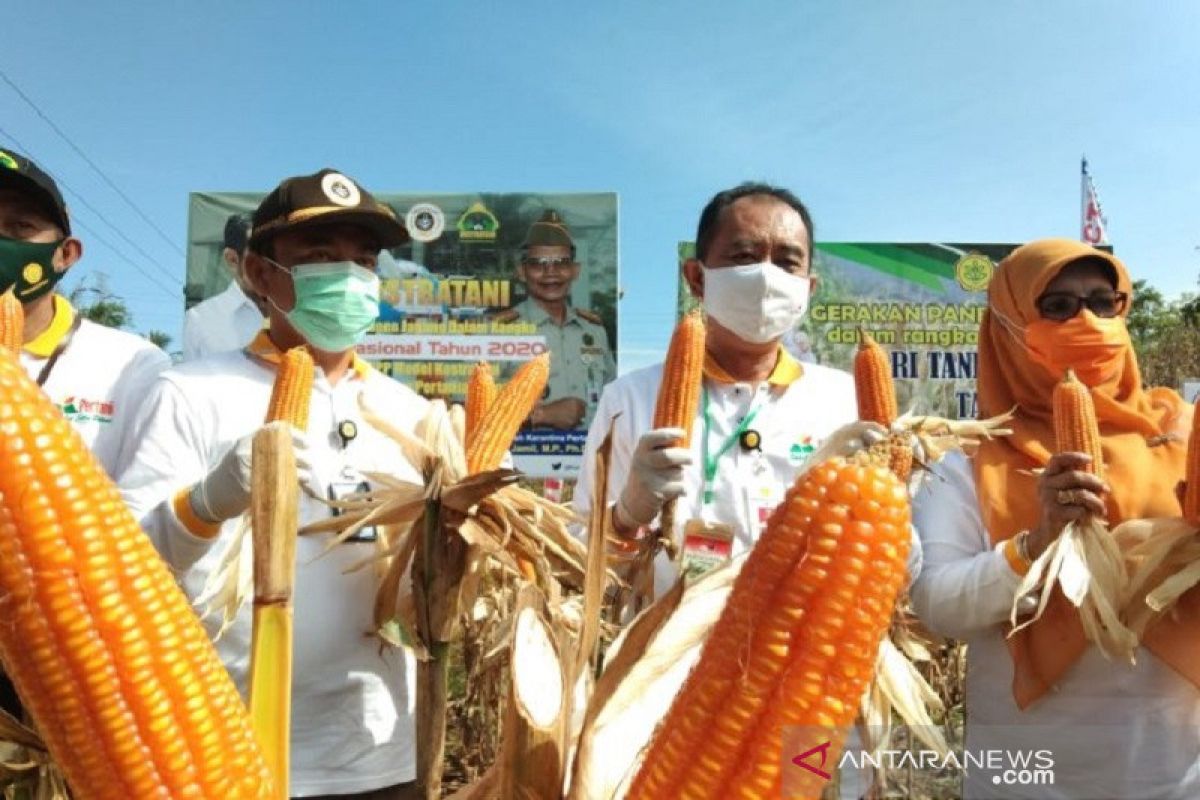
[955,252,994,293]
[405,203,445,243]
[321,172,361,207]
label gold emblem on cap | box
[22,262,43,284]
[321,172,361,208]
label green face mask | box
[0,236,64,302]
[267,260,380,352]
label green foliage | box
[1128,279,1200,390]
[146,330,172,350]
[66,273,132,330]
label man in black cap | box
[120,168,426,799]
[0,148,169,477]
[181,212,267,359]
[496,209,615,429]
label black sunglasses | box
[1035,290,1128,321]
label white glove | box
[615,427,693,530]
[189,421,314,524]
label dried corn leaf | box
[1010,516,1138,663]
[193,517,253,638]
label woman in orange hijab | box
[910,238,1199,799]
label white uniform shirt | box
[19,295,169,479]
[181,281,263,360]
[118,343,429,797]
[575,350,922,596]
[911,452,1200,800]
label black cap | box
[0,149,70,234]
[249,168,407,249]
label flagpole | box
[1080,156,1087,242]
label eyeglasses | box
[1035,291,1128,321]
[522,256,575,272]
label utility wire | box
[0,128,181,300]
[0,66,187,258]
[0,123,183,288]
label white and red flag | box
[1081,157,1109,245]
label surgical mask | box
[701,261,811,344]
[0,235,64,302]
[268,260,380,352]
[1023,310,1130,387]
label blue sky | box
[4,2,1197,373]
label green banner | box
[678,242,1028,419]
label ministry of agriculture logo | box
[955,252,994,292]
[406,202,445,243]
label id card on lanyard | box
[681,387,763,579]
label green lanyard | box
[700,386,762,505]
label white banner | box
[357,334,547,362]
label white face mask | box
[701,261,812,344]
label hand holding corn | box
[614,427,692,533]
[1031,451,1109,558]
[189,421,315,525]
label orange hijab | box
[974,238,1195,708]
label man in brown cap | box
[120,169,426,799]
[497,209,615,429]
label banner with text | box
[188,191,619,477]
[677,242,1032,419]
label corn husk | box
[1114,517,1200,636]
[1010,516,1138,663]
[0,707,69,799]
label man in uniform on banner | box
[495,209,615,429]
[182,212,267,359]
[120,168,427,800]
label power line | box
[0,129,179,299]
[0,65,186,258]
[0,123,183,288]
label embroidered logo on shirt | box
[789,435,817,465]
[59,396,114,424]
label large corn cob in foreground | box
[653,311,706,538]
[0,347,274,799]
[1054,369,1105,481]
[0,290,21,355]
[465,361,497,452]
[466,353,549,475]
[627,457,911,800]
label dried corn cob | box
[0,289,22,355]
[1053,369,1104,479]
[1183,402,1200,525]
[264,347,314,429]
[652,310,706,445]
[465,361,497,451]
[0,347,274,799]
[854,330,898,426]
[653,311,705,540]
[627,458,910,800]
[466,353,549,475]
[853,331,913,481]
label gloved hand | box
[189,421,314,524]
[614,427,693,531]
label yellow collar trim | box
[702,346,804,387]
[24,295,76,358]
[244,330,370,380]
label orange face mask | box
[1024,310,1130,387]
